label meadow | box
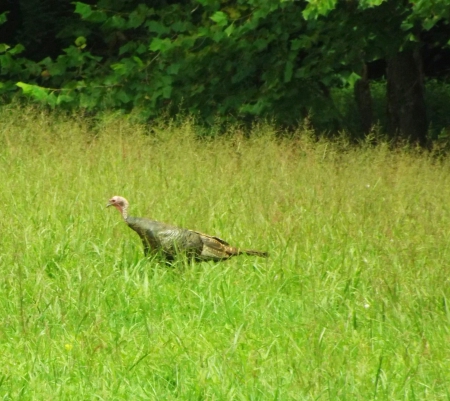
[1,106,450,400]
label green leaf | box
[146,21,170,35]
[0,12,8,25]
[74,2,92,19]
[110,63,126,74]
[79,92,98,108]
[302,0,338,20]
[358,0,388,7]
[24,60,42,77]
[401,20,414,31]
[46,93,57,108]
[136,43,147,54]
[119,42,134,55]
[133,56,144,68]
[47,63,66,77]
[0,43,10,54]
[225,23,235,37]
[212,30,225,42]
[162,85,172,98]
[116,90,131,103]
[56,94,74,105]
[16,82,54,105]
[103,15,126,29]
[63,81,79,90]
[210,11,228,27]
[149,38,172,52]
[167,63,180,75]
[343,72,361,87]
[75,36,86,47]
[89,11,107,23]
[291,36,313,51]
[422,16,439,30]
[129,10,145,28]
[9,44,25,55]
[171,21,189,33]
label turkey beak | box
[106,202,113,208]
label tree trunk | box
[386,48,427,146]
[354,63,373,135]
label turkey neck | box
[119,204,129,220]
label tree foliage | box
[1,0,450,138]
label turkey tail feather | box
[241,249,269,258]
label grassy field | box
[1,106,450,400]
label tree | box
[1,0,449,142]
[300,0,449,143]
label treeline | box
[1,0,450,143]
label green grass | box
[1,106,450,400]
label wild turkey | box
[106,195,268,262]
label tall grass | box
[1,106,450,400]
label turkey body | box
[126,216,267,261]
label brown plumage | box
[107,196,268,262]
